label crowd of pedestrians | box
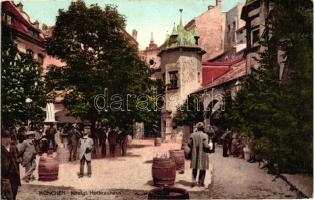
[1,121,131,200]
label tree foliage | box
[45,0,161,130]
[1,28,45,127]
[217,0,313,174]
[173,94,204,127]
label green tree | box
[218,0,313,174]
[173,94,204,129]
[1,28,45,127]
[45,0,159,130]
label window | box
[162,73,165,83]
[168,71,178,89]
[26,49,34,58]
[170,35,177,44]
[251,28,260,45]
[232,21,236,29]
[37,54,44,65]
[2,14,12,25]
[227,25,231,32]
[198,72,200,83]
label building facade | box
[158,11,205,139]
[2,1,45,66]
[185,0,245,62]
[140,33,161,80]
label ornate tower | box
[158,9,205,140]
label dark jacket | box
[46,127,57,139]
[99,128,107,144]
[108,130,117,145]
[68,128,81,146]
[1,145,21,186]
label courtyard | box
[17,139,300,199]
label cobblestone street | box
[16,139,299,199]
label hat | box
[25,131,36,136]
[1,130,11,138]
[196,122,204,129]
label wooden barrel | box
[148,187,189,199]
[169,150,185,173]
[152,158,176,187]
[115,143,122,157]
[57,144,69,163]
[154,138,162,146]
[38,155,59,181]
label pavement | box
[16,139,309,199]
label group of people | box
[1,128,38,200]
[1,122,130,200]
[220,129,253,161]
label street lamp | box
[25,97,33,130]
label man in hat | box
[1,130,21,200]
[18,131,37,183]
[188,122,211,187]
[78,130,94,178]
[68,124,81,161]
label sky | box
[15,0,246,50]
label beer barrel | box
[169,150,185,174]
[152,157,176,187]
[38,155,59,181]
[57,144,70,163]
[148,186,189,199]
[154,138,162,146]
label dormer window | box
[195,36,199,45]
[170,35,177,44]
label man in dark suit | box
[45,123,57,151]
[68,124,81,161]
[108,127,118,157]
[100,126,107,157]
[1,130,21,200]
[118,128,128,156]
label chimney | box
[216,0,221,7]
[132,29,137,41]
[34,20,40,29]
[16,2,23,11]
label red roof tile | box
[194,58,247,93]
